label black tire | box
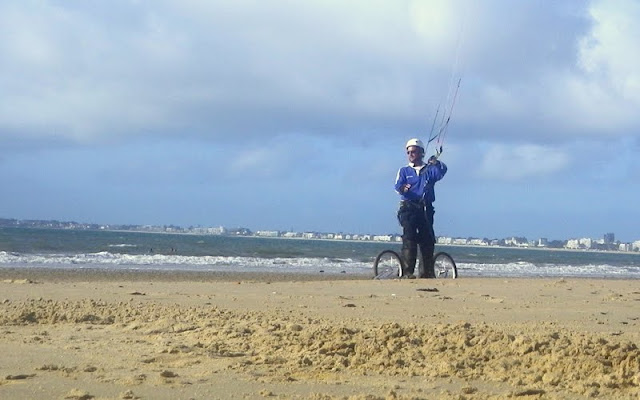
[433,251,457,279]
[373,250,404,279]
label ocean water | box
[1,227,639,278]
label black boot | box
[418,244,435,278]
[401,247,417,278]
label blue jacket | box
[394,161,447,203]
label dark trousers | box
[397,201,435,278]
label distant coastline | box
[1,217,638,254]
[232,233,638,256]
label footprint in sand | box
[64,388,94,400]
[5,373,36,380]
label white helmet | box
[405,138,424,151]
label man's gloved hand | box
[426,159,441,180]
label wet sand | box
[1,269,639,399]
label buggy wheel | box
[373,250,404,279]
[433,251,458,279]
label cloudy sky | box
[1,0,639,242]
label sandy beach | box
[1,270,639,399]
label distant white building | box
[565,239,579,249]
[505,237,529,247]
[453,238,468,245]
[619,243,631,252]
[536,238,548,247]
[566,238,593,249]
[372,235,392,242]
[190,226,226,235]
[256,230,279,237]
[632,240,640,251]
[579,238,592,249]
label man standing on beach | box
[394,138,447,278]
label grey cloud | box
[1,0,638,152]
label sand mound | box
[2,299,639,398]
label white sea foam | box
[1,251,638,278]
[457,262,635,278]
[0,251,370,274]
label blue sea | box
[1,227,639,278]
